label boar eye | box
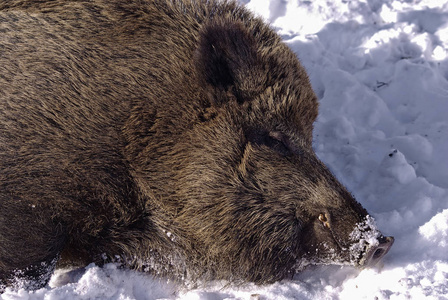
[319,213,331,228]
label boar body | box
[0,0,393,289]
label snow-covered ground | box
[2,0,448,299]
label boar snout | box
[348,216,394,268]
[362,235,394,267]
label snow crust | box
[2,0,448,299]
[349,215,381,265]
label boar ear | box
[195,19,265,105]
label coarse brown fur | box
[1,0,383,289]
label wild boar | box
[0,0,393,290]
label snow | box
[2,0,448,299]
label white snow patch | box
[419,209,448,248]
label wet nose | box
[363,236,394,267]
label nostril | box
[362,235,394,267]
[372,248,384,259]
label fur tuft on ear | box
[195,19,265,105]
